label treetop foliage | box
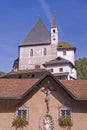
[75,58,87,79]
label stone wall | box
[19,44,57,70]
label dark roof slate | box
[20,19,51,46]
[43,57,75,68]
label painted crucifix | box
[40,80,55,130]
[45,81,51,114]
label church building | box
[12,15,76,80]
[18,16,58,70]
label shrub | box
[12,117,28,129]
[58,116,72,129]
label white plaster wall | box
[46,65,71,74]
[71,68,77,79]
[51,27,58,44]
[57,50,75,65]
[45,64,77,79]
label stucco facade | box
[45,64,75,80]
[57,49,75,65]
[0,75,87,130]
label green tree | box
[75,58,87,79]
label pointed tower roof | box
[51,14,57,28]
[20,18,51,46]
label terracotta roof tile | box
[0,77,87,100]
[0,79,38,98]
[60,80,87,100]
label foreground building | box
[0,72,87,130]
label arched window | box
[30,49,33,56]
[43,48,47,56]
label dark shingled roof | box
[58,41,76,50]
[20,19,51,46]
[0,69,46,79]
[43,57,75,68]
[1,69,46,76]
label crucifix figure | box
[45,81,51,114]
[40,81,55,130]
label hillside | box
[0,71,5,76]
[75,58,87,79]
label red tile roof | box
[0,77,87,100]
[0,79,38,99]
[60,80,87,100]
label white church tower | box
[51,15,58,45]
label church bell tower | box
[51,14,58,45]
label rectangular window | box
[59,106,72,118]
[48,69,53,72]
[59,106,72,128]
[15,106,28,121]
[18,110,27,119]
[59,68,63,72]
[61,110,71,117]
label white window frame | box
[15,105,29,121]
[59,106,72,119]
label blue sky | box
[0,0,87,72]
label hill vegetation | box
[75,58,87,79]
[0,71,5,76]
